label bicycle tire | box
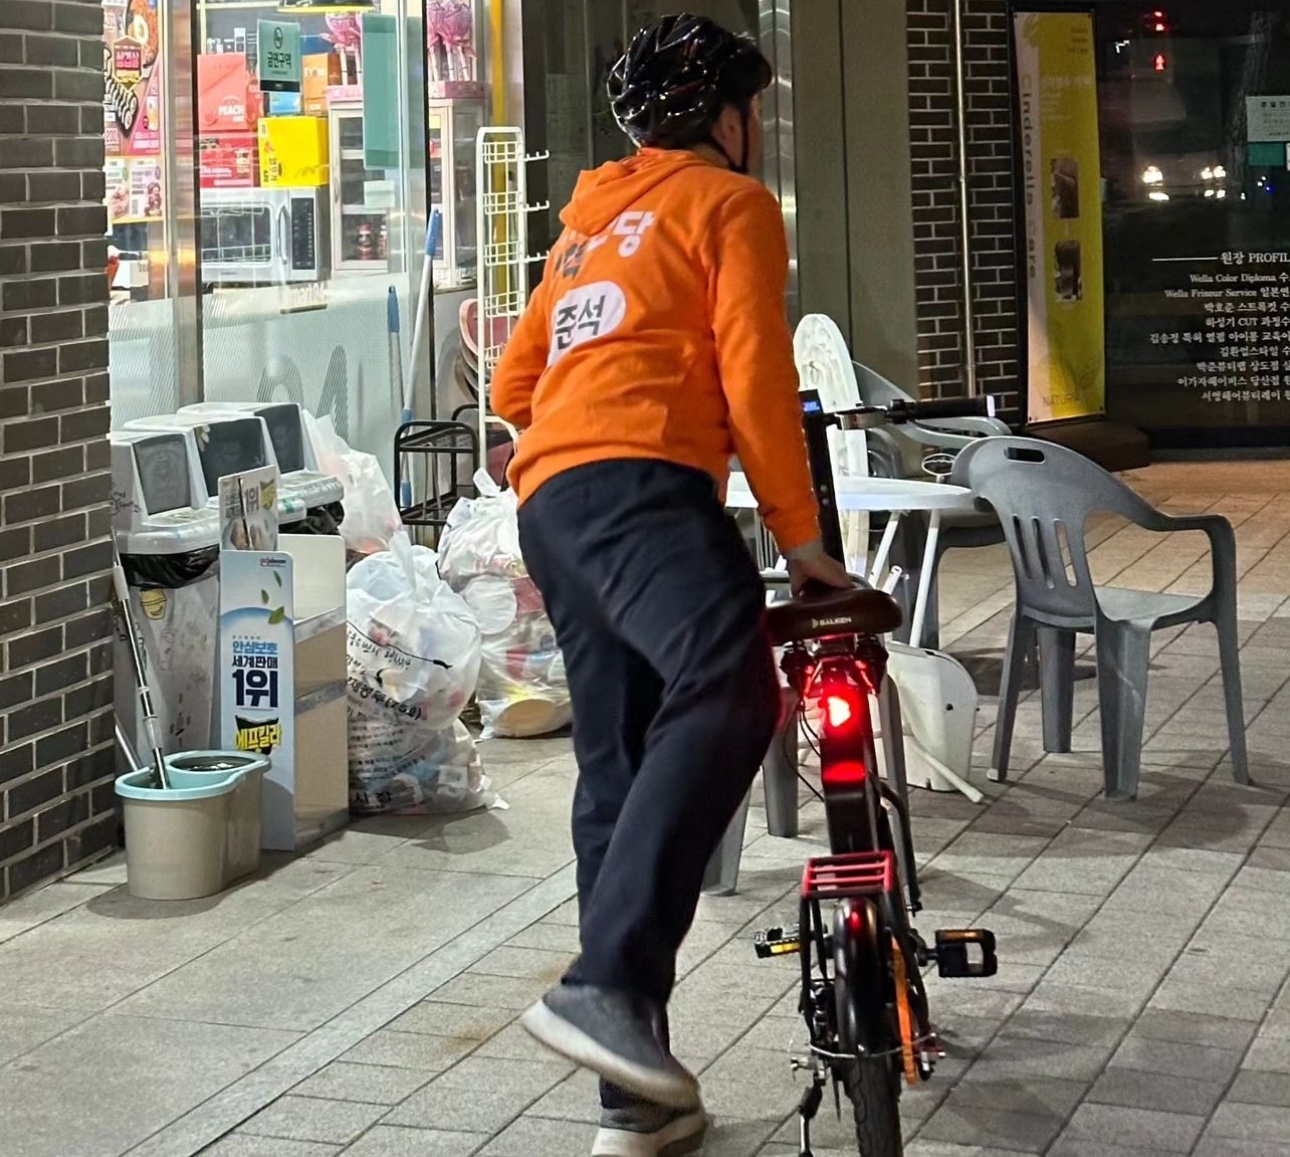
[833,900,903,1157]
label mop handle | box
[111,553,169,789]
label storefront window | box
[1098,2,1290,443]
[104,0,180,426]
[106,0,497,462]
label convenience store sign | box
[257,20,302,94]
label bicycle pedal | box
[754,924,803,959]
[933,928,998,978]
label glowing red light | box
[821,759,868,787]
[1154,21,1166,31]
[825,694,854,730]
[1154,53,1167,71]
[846,907,863,935]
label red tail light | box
[821,684,864,738]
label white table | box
[730,472,985,805]
[727,473,977,649]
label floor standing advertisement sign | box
[218,468,298,850]
[1014,11,1106,424]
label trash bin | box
[116,760,254,901]
[111,431,224,764]
[177,401,346,535]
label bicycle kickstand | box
[796,1067,825,1157]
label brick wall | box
[906,0,1020,410]
[0,0,117,901]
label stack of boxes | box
[197,47,337,192]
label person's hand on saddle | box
[785,540,852,596]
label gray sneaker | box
[593,1103,709,1157]
[520,985,701,1109]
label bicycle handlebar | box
[887,395,997,424]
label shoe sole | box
[592,1110,709,1157]
[520,1000,701,1111]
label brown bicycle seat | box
[765,584,904,646]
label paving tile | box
[1193,1139,1290,1157]
[0,1013,298,1157]
[292,1061,433,1105]
[386,1058,571,1133]
[525,1068,601,1124]
[1087,1066,1224,1115]
[699,1042,805,1122]
[342,1029,477,1072]
[386,1002,516,1041]
[199,1137,341,1156]
[917,1096,1064,1153]
[0,1002,85,1067]
[427,971,551,1012]
[1229,1070,1290,1108]
[240,1097,385,1145]
[1058,1103,1205,1153]
[1167,936,1290,995]
[903,1143,1030,1157]
[503,921,581,955]
[1131,1007,1259,1051]
[1149,978,1273,1022]
[467,945,574,983]
[338,1126,486,1156]
[0,882,112,946]
[957,1033,1113,1083]
[478,1115,598,1155]
[1206,1102,1290,1143]
[949,1073,1088,1117]
[1244,1034,1290,1074]
[113,868,534,1031]
[1109,1033,1242,1083]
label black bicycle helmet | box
[607,14,772,172]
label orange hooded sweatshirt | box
[489,149,820,553]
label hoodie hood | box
[560,149,713,237]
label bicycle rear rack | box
[801,851,895,902]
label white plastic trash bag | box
[438,471,572,739]
[304,411,403,560]
[347,534,495,813]
[349,719,497,816]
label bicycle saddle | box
[765,583,904,646]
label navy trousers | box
[518,459,779,1079]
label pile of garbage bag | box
[438,472,571,739]
[346,536,497,815]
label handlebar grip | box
[890,395,997,424]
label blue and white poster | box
[219,548,295,849]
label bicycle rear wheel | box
[833,900,903,1157]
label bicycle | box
[753,391,1001,1157]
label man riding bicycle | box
[492,14,850,1155]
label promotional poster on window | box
[1015,11,1107,425]
[218,468,295,848]
[103,0,164,226]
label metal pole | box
[950,0,978,396]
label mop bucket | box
[164,751,269,884]
[115,751,267,900]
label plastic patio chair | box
[853,362,1010,649]
[950,437,1249,800]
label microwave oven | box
[199,187,331,285]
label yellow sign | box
[235,719,282,754]
[1015,11,1106,423]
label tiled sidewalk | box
[1,462,1288,1157]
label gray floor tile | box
[384,1002,516,1041]
[199,1137,341,1156]
[1243,1034,1290,1074]
[0,881,112,946]
[113,868,536,1031]
[1149,978,1273,1022]
[342,1029,477,1071]
[1087,1067,1224,1116]
[918,1096,1064,1153]
[1206,1102,1290,1143]
[292,1061,433,1105]
[0,1013,298,1157]
[339,1126,487,1156]
[1108,1033,1242,1083]
[1193,1139,1290,1157]
[468,945,574,983]
[386,1058,570,1133]
[241,1097,385,1145]
[1131,1007,1260,1051]
[524,1068,601,1124]
[478,1115,598,1155]
[1059,1103,1205,1153]
[949,1073,1088,1117]
[1228,1070,1290,1108]
[0,1001,85,1066]
[427,970,550,1012]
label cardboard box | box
[197,55,260,133]
[302,52,340,115]
[199,134,260,189]
[258,116,331,188]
